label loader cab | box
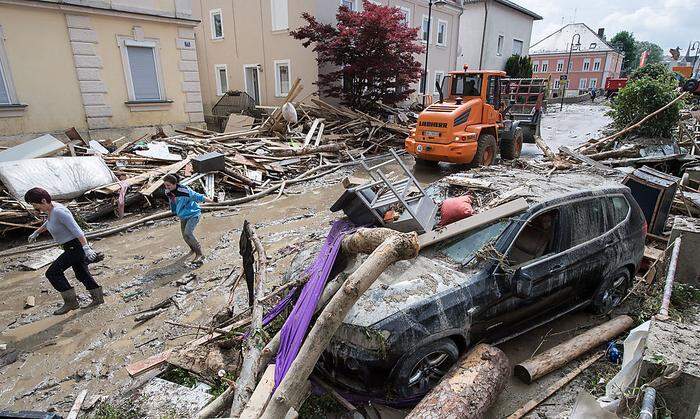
[439,68,505,106]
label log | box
[534,135,556,160]
[271,143,342,157]
[260,229,419,418]
[406,344,510,419]
[514,315,634,383]
[507,352,604,419]
[658,236,681,320]
[197,386,234,419]
[559,146,615,173]
[230,222,268,417]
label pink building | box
[528,23,623,96]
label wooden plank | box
[418,198,529,248]
[66,389,88,419]
[444,175,493,190]
[559,146,615,172]
[111,133,148,155]
[240,364,276,419]
[313,122,325,147]
[644,246,663,262]
[20,248,63,271]
[125,349,174,377]
[303,118,321,147]
[139,157,192,196]
[95,158,190,195]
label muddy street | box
[0,103,639,416]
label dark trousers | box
[45,239,99,292]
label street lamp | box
[560,33,581,111]
[422,0,448,107]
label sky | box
[516,0,700,53]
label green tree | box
[505,55,533,78]
[610,31,637,75]
[609,65,683,138]
[635,41,664,65]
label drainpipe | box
[478,0,489,70]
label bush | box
[505,55,533,78]
[608,74,683,138]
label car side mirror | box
[513,267,534,298]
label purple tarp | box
[273,220,355,387]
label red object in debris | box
[605,78,628,98]
[439,195,474,226]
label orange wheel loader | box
[405,65,548,167]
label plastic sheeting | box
[0,156,116,201]
[281,102,298,124]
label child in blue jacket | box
[163,174,214,262]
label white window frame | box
[118,37,167,103]
[340,0,357,10]
[214,64,228,96]
[496,34,504,56]
[271,0,289,31]
[541,61,548,72]
[0,25,19,106]
[556,59,564,72]
[579,78,587,89]
[589,78,597,88]
[421,15,431,43]
[512,38,523,56]
[210,9,224,40]
[553,79,560,89]
[433,70,445,93]
[593,58,601,71]
[582,58,590,71]
[532,61,539,72]
[274,59,292,97]
[436,19,448,47]
[397,6,411,26]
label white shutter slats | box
[127,46,161,101]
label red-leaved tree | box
[290,0,424,110]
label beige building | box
[195,0,463,118]
[0,0,204,143]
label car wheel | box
[500,128,523,160]
[469,134,497,167]
[391,338,459,398]
[591,268,631,314]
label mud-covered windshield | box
[451,74,482,96]
[431,220,510,266]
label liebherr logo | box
[419,121,448,128]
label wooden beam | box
[240,364,276,419]
[559,146,616,173]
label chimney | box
[597,28,605,39]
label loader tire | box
[469,134,497,167]
[500,128,523,160]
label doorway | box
[243,65,261,105]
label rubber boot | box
[85,286,104,307]
[53,288,79,315]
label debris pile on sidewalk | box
[0,86,412,237]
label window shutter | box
[271,0,288,31]
[0,65,9,104]
[127,46,160,101]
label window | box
[397,6,411,26]
[579,78,587,89]
[420,70,428,94]
[271,0,288,31]
[433,220,510,265]
[553,79,560,89]
[583,59,590,71]
[541,61,548,72]
[486,75,500,106]
[215,64,228,96]
[340,0,356,10]
[512,39,523,56]
[609,196,630,226]
[436,20,447,47]
[593,58,601,71]
[589,42,597,49]
[532,61,539,72]
[508,209,561,266]
[274,59,291,97]
[0,25,18,105]
[568,200,605,247]
[497,34,504,55]
[568,61,573,71]
[0,61,9,105]
[589,78,597,88]
[434,71,445,93]
[421,15,430,42]
[451,74,482,96]
[556,60,564,72]
[120,39,165,102]
[210,9,223,39]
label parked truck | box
[604,77,628,99]
[405,66,547,167]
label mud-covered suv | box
[294,187,646,400]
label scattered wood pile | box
[0,80,412,237]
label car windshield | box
[431,220,511,266]
[451,74,483,96]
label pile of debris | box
[0,82,411,237]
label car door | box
[559,197,609,299]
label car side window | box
[568,199,606,247]
[610,196,630,226]
[507,208,561,267]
